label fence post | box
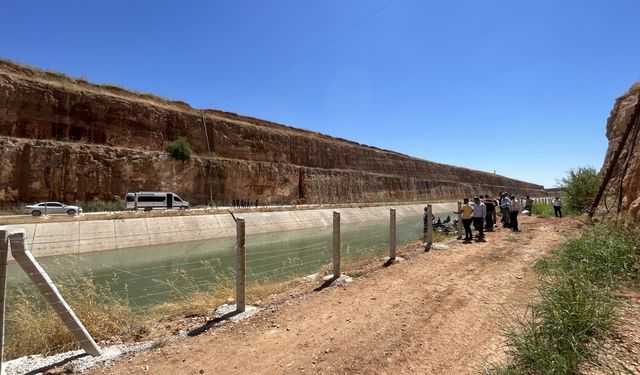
[333,211,341,277]
[456,202,463,240]
[389,208,396,261]
[236,218,246,313]
[0,227,8,374]
[425,205,433,251]
[8,230,101,357]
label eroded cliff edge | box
[597,82,640,223]
[0,60,546,204]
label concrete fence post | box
[333,211,341,277]
[7,229,101,357]
[0,227,8,374]
[425,205,433,251]
[389,208,396,261]
[236,218,246,313]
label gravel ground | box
[3,304,260,374]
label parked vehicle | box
[125,192,189,211]
[23,202,83,216]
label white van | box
[125,192,189,211]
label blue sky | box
[2,0,639,188]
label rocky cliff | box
[597,82,640,222]
[0,60,546,204]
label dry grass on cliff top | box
[0,58,182,107]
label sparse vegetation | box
[485,223,638,375]
[166,137,193,161]
[72,197,125,212]
[433,228,456,242]
[5,277,141,359]
[503,234,518,243]
[0,58,176,103]
[0,202,26,215]
[532,203,554,218]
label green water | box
[7,213,435,311]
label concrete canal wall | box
[6,203,457,259]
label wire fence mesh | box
[1,205,470,359]
[5,211,426,310]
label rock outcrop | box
[597,82,640,223]
[0,60,546,204]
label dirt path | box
[90,216,577,375]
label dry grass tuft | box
[5,278,141,359]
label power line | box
[217,0,398,104]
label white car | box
[23,202,83,216]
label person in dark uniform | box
[484,194,495,230]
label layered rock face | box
[0,60,546,204]
[598,82,640,223]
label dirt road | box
[90,216,577,375]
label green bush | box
[166,137,193,161]
[559,167,602,214]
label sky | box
[2,0,639,188]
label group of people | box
[422,194,564,244]
[231,198,259,208]
[456,193,536,242]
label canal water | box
[6,210,451,311]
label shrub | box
[166,137,193,161]
[559,167,602,214]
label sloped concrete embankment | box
[6,203,456,259]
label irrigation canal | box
[6,208,452,312]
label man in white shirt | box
[472,196,486,240]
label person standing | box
[552,196,563,218]
[509,195,520,231]
[500,193,511,228]
[472,197,486,240]
[457,198,474,242]
[423,206,430,241]
[524,196,534,215]
[484,194,495,230]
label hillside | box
[0,60,546,205]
